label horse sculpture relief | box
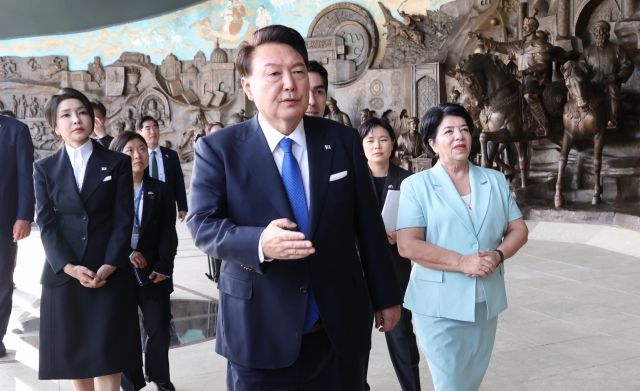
[455,54,566,188]
[554,61,607,208]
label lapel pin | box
[388,185,394,189]
[325,145,331,150]
[148,191,154,195]
[165,154,169,158]
[101,167,107,171]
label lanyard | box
[134,182,144,232]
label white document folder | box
[381,190,401,232]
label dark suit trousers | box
[385,258,421,391]
[121,288,172,391]
[0,232,17,340]
[227,327,344,391]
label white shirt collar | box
[258,113,307,153]
[149,145,161,153]
[65,139,94,164]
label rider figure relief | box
[469,11,552,137]
[578,20,634,130]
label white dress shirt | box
[131,184,144,249]
[148,146,166,182]
[65,140,94,191]
[257,114,310,262]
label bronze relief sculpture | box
[468,11,553,137]
[554,61,607,208]
[324,97,352,127]
[577,20,634,131]
[396,117,427,172]
[455,53,563,187]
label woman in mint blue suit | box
[397,103,528,391]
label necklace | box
[462,194,472,210]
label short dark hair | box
[307,60,328,91]
[358,117,397,161]
[110,131,150,177]
[205,122,224,134]
[0,110,16,118]
[420,103,475,156]
[235,25,308,77]
[44,88,95,132]
[89,99,107,117]
[110,131,148,152]
[137,115,159,130]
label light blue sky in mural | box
[0,0,454,70]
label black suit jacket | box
[134,177,177,298]
[187,115,402,369]
[158,146,188,212]
[372,164,413,285]
[0,116,34,232]
[98,135,113,149]
[34,139,134,286]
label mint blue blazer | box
[397,161,522,322]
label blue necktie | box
[278,138,319,333]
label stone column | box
[518,1,528,40]
[557,0,570,37]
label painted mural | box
[0,0,454,70]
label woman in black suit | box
[359,118,422,391]
[110,132,178,391]
[34,88,141,391]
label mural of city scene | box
[0,0,639,209]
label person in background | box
[187,25,402,390]
[136,116,188,222]
[0,112,34,358]
[111,132,178,391]
[359,117,421,391]
[89,99,113,148]
[34,87,140,391]
[305,60,328,118]
[0,110,16,118]
[397,103,528,391]
[205,122,224,135]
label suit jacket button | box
[82,215,87,220]
[81,235,86,240]
[300,286,307,293]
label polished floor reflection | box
[12,299,218,350]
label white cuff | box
[258,229,273,263]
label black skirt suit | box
[34,139,142,379]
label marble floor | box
[2,222,640,390]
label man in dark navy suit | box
[187,25,402,390]
[137,117,188,222]
[0,115,34,357]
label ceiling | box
[0,0,207,40]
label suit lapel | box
[234,117,296,222]
[138,178,155,239]
[44,146,84,207]
[469,164,491,234]
[305,118,333,241]
[80,139,118,201]
[430,162,475,236]
[381,165,401,211]
[159,146,171,181]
